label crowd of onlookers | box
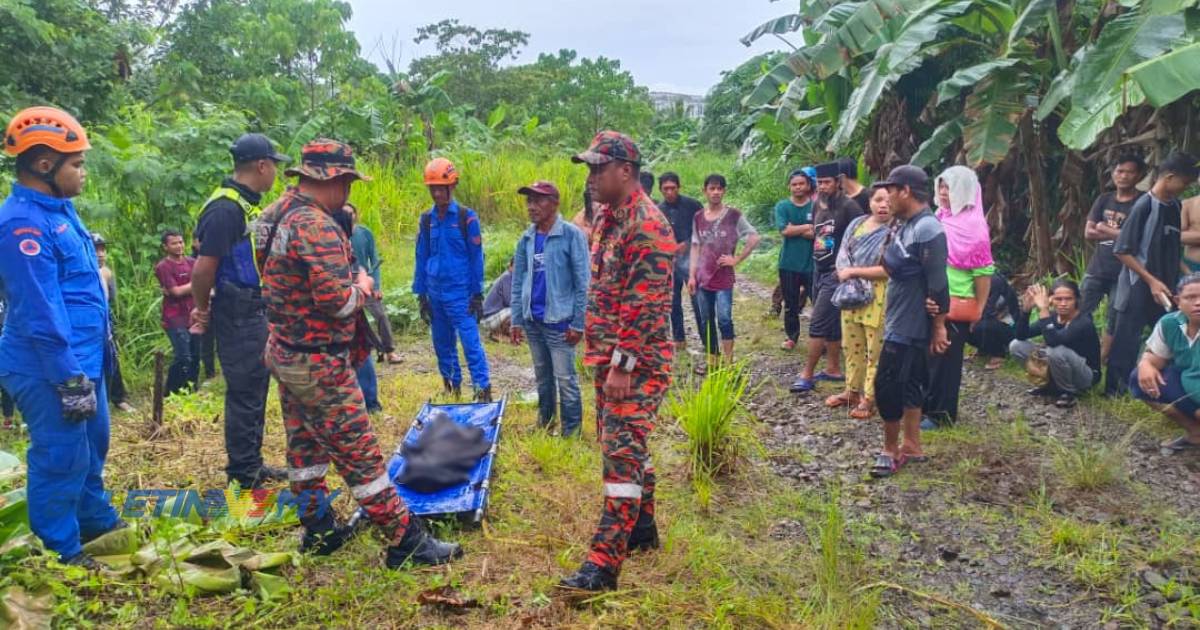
[649,152,1200,476]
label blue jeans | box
[0,372,119,558]
[165,328,200,395]
[356,355,381,411]
[695,287,735,356]
[525,320,582,437]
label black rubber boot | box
[299,511,359,557]
[475,386,493,403]
[385,518,463,568]
[62,552,101,570]
[627,516,659,553]
[558,561,618,591]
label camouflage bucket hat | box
[572,130,641,166]
[285,138,371,182]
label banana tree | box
[1042,0,1198,151]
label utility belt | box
[272,337,350,356]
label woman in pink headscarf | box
[922,165,994,430]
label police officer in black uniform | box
[190,133,290,488]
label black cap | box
[873,164,929,192]
[230,133,290,164]
[815,161,841,178]
[837,157,858,180]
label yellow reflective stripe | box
[201,186,264,277]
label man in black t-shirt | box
[1105,152,1199,395]
[658,172,704,351]
[1081,154,1145,360]
[190,133,291,488]
[791,161,864,393]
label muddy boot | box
[385,518,463,568]
[475,386,493,403]
[300,511,359,557]
[558,561,617,591]
[627,514,659,553]
[442,378,462,399]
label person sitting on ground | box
[688,173,761,372]
[922,165,993,430]
[1010,280,1101,408]
[1082,154,1145,362]
[966,271,1020,370]
[1106,152,1200,396]
[482,257,514,342]
[826,185,893,420]
[1131,273,1200,454]
[775,167,816,351]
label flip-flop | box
[789,377,815,393]
[1161,436,1200,453]
[849,403,874,420]
[825,392,852,408]
[902,454,930,463]
[814,371,846,382]
[870,453,906,478]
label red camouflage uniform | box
[256,188,410,543]
[584,188,675,571]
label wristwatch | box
[610,349,637,373]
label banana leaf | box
[911,118,965,167]
[1070,11,1185,111]
[1126,42,1200,107]
[0,586,52,630]
[81,524,139,558]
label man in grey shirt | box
[870,165,949,478]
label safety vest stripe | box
[288,464,329,482]
[603,483,643,499]
[351,474,392,500]
[200,186,264,278]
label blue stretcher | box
[356,398,506,526]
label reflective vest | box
[199,186,263,289]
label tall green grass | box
[668,362,754,486]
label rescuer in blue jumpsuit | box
[413,157,492,402]
[0,107,125,567]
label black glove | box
[469,293,484,321]
[57,376,97,422]
[418,295,432,325]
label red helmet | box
[4,106,91,157]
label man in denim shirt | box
[510,181,590,437]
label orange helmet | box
[4,106,91,157]
[423,157,459,186]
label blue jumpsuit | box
[0,183,120,559]
[412,202,489,390]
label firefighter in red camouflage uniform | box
[559,131,676,591]
[256,139,462,568]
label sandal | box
[1161,436,1200,453]
[849,400,874,420]
[694,364,708,376]
[789,377,815,393]
[870,453,906,478]
[814,371,845,383]
[985,357,1004,370]
[825,392,852,408]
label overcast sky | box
[345,0,786,96]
